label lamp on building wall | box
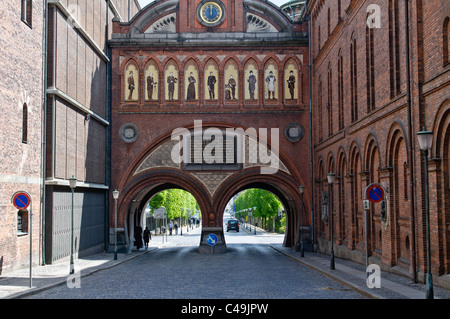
[69,176,77,274]
[113,189,119,260]
[417,126,434,299]
[327,172,335,270]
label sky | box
[139,0,290,9]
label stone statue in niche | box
[207,72,217,99]
[265,70,277,100]
[247,70,257,100]
[147,72,158,100]
[186,72,196,100]
[287,70,296,100]
[127,71,135,100]
[167,72,178,101]
[225,75,236,100]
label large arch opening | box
[212,170,312,252]
[223,188,286,247]
[113,170,212,253]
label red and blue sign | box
[12,191,31,210]
[366,185,385,203]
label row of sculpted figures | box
[122,57,302,105]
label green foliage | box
[233,188,283,219]
[148,189,200,220]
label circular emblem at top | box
[197,0,226,27]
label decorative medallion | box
[284,123,305,143]
[197,0,226,27]
[119,123,139,143]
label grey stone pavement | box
[1,221,449,300]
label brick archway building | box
[109,0,311,252]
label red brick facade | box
[109,0,311,251]
[308,0,449,285]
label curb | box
[269,244,383,299]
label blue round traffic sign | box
[367,185,384,203]
[12,192,31,210]
[206,233,218,246]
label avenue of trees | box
[148,189,200,220]
[233,188,286,232]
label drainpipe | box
[41,0,49,266]
[305,1,314,251]
[105,0,112,251]
[404,0,417,283]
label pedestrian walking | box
[143,227,151,250]
[174,221,178,235]
[169,221,173,235]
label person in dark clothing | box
[143,226,151,250]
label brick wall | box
[309,0,450,281]
[0,0,44,273]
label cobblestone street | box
[24,221,364,299]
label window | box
[318,77,323,142]
[327,8,331,37]
[318,26,321,53]
[338,0,341,20]
[22,103,28,144]
[21,0,32,27]
[350,35,358,122]
[17,210,28,235]
[366,16,376,112]
[444,17,450,66]
[338,52,344,130]
[389,0,400,97]
[327,65,333,137]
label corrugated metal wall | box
[46,187,105,263]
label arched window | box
[327,65,333,137]
[444,17,450,66]
[366,13,375,112]
[338,51,344,130]
[350,35,358,122]
[389,0,401,97]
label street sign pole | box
[363,183,386,277]
[29,199,32,288]
[11,191,32,288]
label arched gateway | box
[109,0,311,253]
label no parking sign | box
[11,190,33,288]
[12,191,31,210]
[366,184,385,203]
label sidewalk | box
[0,226,203,299]
[270,245,450,299]
[241,222,450,299]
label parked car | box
[227,219,239,232]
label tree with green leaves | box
[148,189,200,220]
[233,188,284,231]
